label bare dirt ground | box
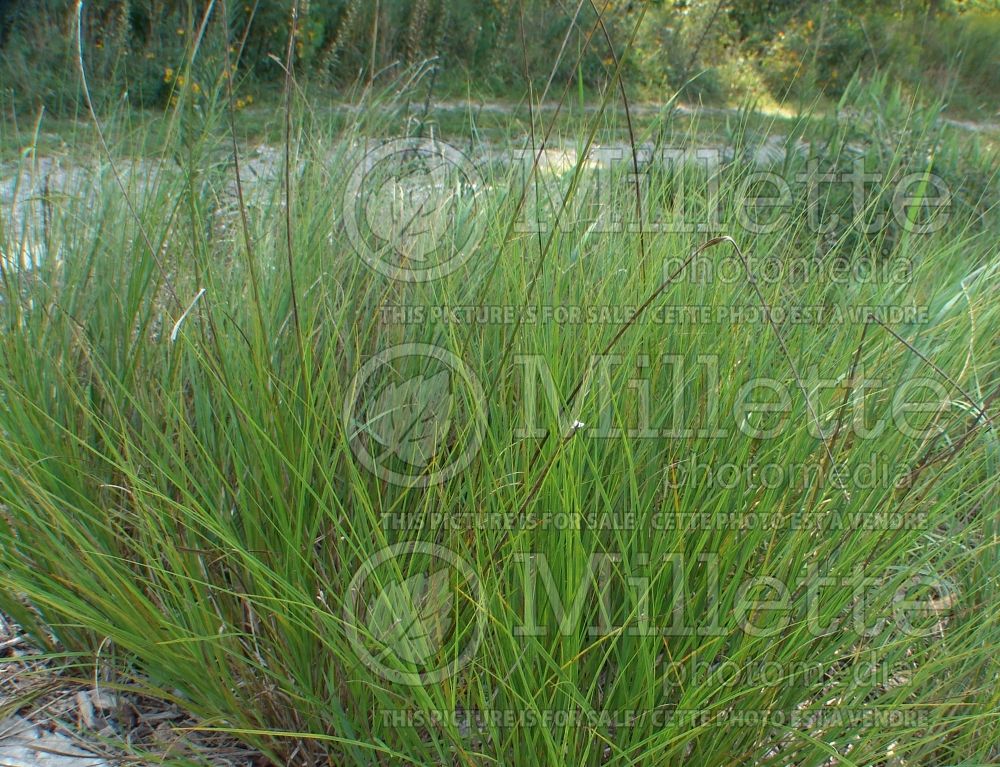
[1,615,263,767]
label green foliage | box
[878,9,1000,115]
[0,62,998,764]
[0,0,225,116]
[723,72,998,259]
[2,1,998,116]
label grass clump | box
[1,55,999,767]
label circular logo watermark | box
[343,138,485,282]
[344,541,482,685]
[343,343,486,487]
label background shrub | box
[2,1,998,117]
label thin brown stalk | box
[527,235,735,471]
[730,238,845,497]
[868,313,994,426]
[74,0,180,310]
[220,0,269,351]
[282,0,304,356]
[589,0,647,281]
[477,2,647,400]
